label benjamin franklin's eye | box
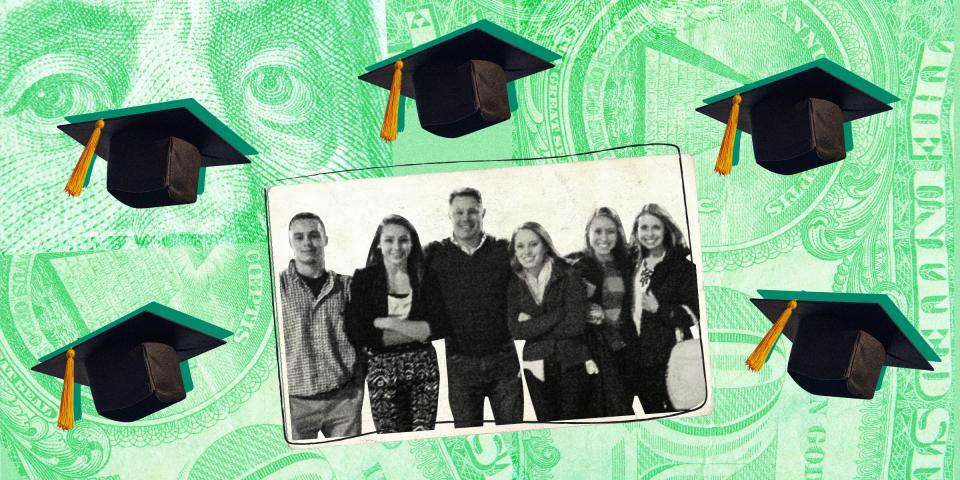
[8,73,110,125]
[240,47,318,129]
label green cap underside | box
[364,19,561,72]
[64,98,257,156]
[702,58,899,105]
[38,302,232,363]
[756,289,940,362]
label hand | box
[585,360,599,375]
[373,316,399,330]
[642,291,659,313]
[583,280,597,298]
[588,303,604,325]
[517,312,532,323]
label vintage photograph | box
[265,154,712,446]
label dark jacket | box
[566,251,632,351]
[629,249,699,367]
[566,251,634,416]
[506,260,590,370]
[424,236,514,356]
[345,263,446,354]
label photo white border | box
[265,153,713,447]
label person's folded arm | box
[381,329,418,345]
[382,319,432,343]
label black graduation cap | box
[59,99,257,208]
[359,20,559,140]
[696,59,898,175]
[32,302,231,428]
[747,291,939,400]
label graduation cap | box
[359,20,560,140]
[696,59,898,175]
[59,99,257,208]
[745,290,939,399]
[32,302,231,429]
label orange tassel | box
[57,348,76,430]
[64,119,105,196]
[714,94,742,176]
[746,300,798,372]
[379,60,404,141]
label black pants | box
[617,345,673,414]
[446,347,524,428]
[634,364,672,414]
[524,360,591,421]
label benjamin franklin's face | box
[1,0,386,254]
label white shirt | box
[451,233,488,256]
[387,293,412,320]
[522,258,553,305]
[632,257,657,335]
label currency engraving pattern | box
[0,0,955,479]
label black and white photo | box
[266,154,713,446]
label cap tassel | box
[379,60,404,141]
[746,300,798,372]
[714,94,742,176]
[56,348,76,430]
[64,119,105,196]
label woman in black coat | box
[566,207,634,418]
[345,215,445,433]
[626,204,699,414]
[506,222,594,421]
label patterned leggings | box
[365,346,440,433]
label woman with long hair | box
[566,207,634,417]
[506,222,595,421]
[345,215,445,432]
[627,204,699,414]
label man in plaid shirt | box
[280,212,363,440]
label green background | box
[1,0,957,478]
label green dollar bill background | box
[1,0,956,478]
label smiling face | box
[288,218,326,268]
[588,216,619,258]
[379,222,412,269]
[635,213,665,252]
[449,195,485,244]
[514,229,547,272]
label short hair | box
[448,187,482,205]
[288,212,326,234]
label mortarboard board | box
[745,290,939,399]
[32,302,231,429]
[59,99,257,208]
[696,59,898,175]
[359,20,560,140]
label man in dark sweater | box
[424,188,523,427]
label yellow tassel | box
[379,60,404,141]
[57,348,76,430]
[714,94,742,176]
[746,300,798,372]
[64,119,106,196]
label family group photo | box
[266,155,712,444]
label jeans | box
[288,366,364,440]
[446,346,524,428]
